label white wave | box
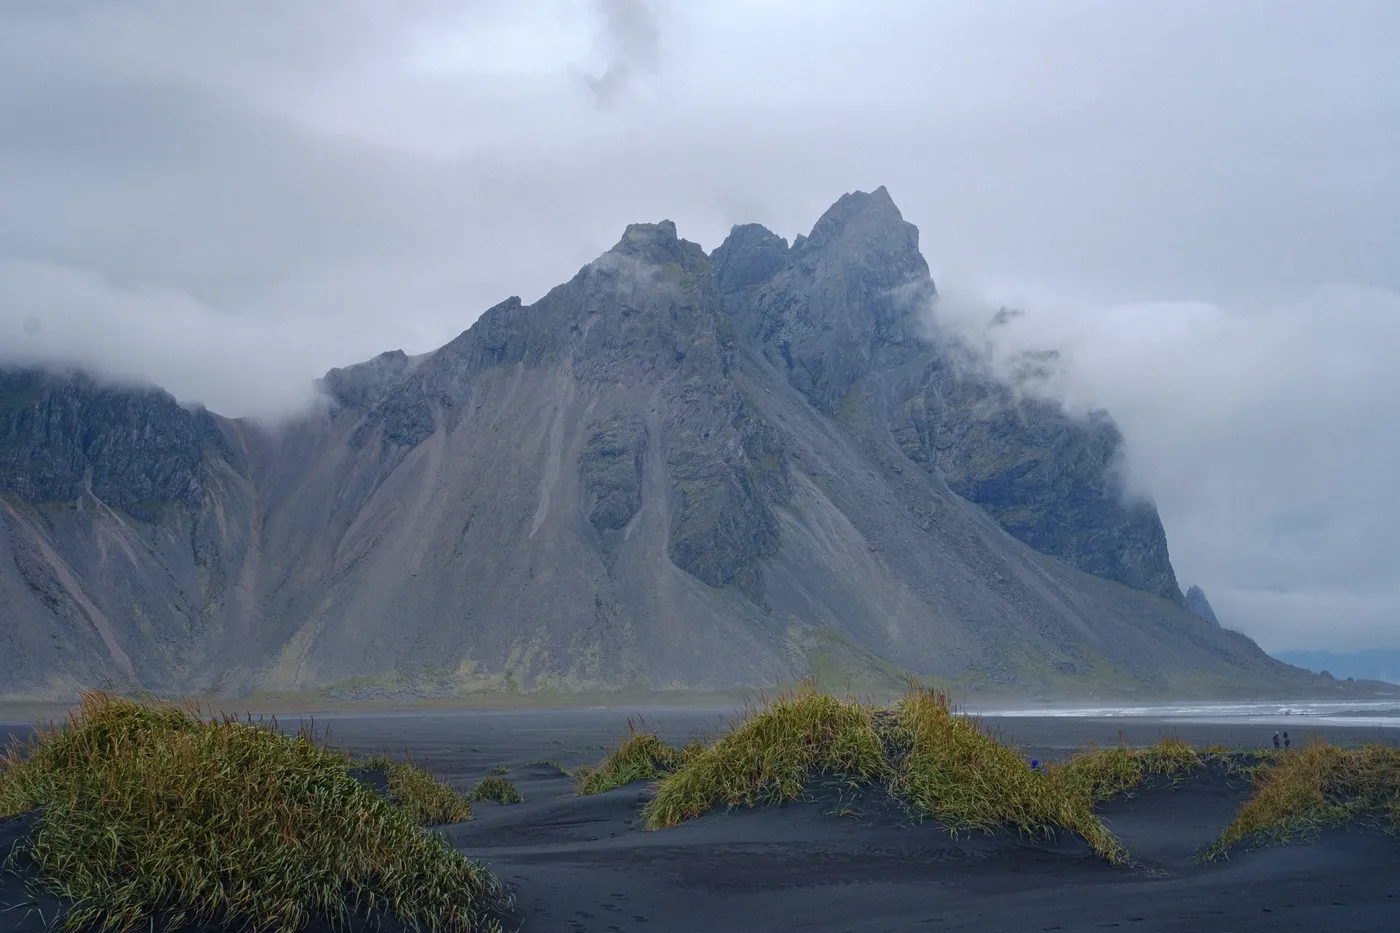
[977,700,1400,722]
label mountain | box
[1184,585,1221,627]
[0,188,1353,702]
[1274,649,1400,685]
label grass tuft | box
[643,685,886,829]
[889,687,1128,862]
[361,755,474,825]
[1206,739,1400,858]
[0,691,507,933]
[576,723,696,796]
[470,777,525,805]
[634,685,1215,863]
[1060,736,1203,803]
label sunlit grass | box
[1206,739,1400,858]
[575,723,700,796]
[361,755,474,825]
[1059,735,1203,803]
[0,692,507,933]
[630,684,1237,863]
[888,687,1129,862]
[643,685,887,829]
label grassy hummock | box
[1206,739,1400,858]
[1059,735,1204,804]
[361,755,475,824]
[887,687,1126,861]
[575,723,701,796]
[643,687,887,829]
[623,684,1232,863]
[0,692,508,933]
[471,777,525,805]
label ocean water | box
[979,700,1400,729]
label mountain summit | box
[0,189,1332,700]
[1185,585,1222,627]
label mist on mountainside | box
[1275,649,1400,685]
[923,284,1400,655]
[3,188,1358,704]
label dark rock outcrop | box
[715,189,1183,605]
[916,378,1184,605]
[0,370,230,520]
[580,418,646,538]
[1185,585,1222,626]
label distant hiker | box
[1284,732,1291,749]
[1273,732,1281,749]
[1029,758,1047,775]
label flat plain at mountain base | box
[3,709,1398,933]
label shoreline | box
[6,706,1397,765]
[3,685,1399,726]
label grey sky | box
[1,1,1396,652]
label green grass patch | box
[1059,735,1203,803]
[575,722,700,796]
[888,687,1127,862]
[470,777,525,805]
[1205,739,1400,858]
[643,685,887,829]
[488,766,509,776]
[631,684,1239,863]
[0,692,507,933]
[359,755,474,825]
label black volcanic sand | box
[3,709,1400,933]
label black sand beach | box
[3,708,1398,933]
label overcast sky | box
[1,1,1396,653]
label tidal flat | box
[2,704,1398,933]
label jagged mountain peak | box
[0,188,1340,703]
[1185,585,1222,627]
[710,223,790,293]
[607,219,711,271]
[801,185,920,262]
[714,187,932,415]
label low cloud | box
[927,284,1400,652]
[0,258,329,421]
[0,1,1396,652]
[575,0,661,107]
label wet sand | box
[3,709,1398,933]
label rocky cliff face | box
[0,188,1332,700]
[0,370,254,694]
[714,188,1183,606]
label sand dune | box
[3,709,1398,932]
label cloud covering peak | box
[1,0,1396,650]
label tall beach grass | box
[0,692,507,933]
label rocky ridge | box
[0,188,1346,700]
